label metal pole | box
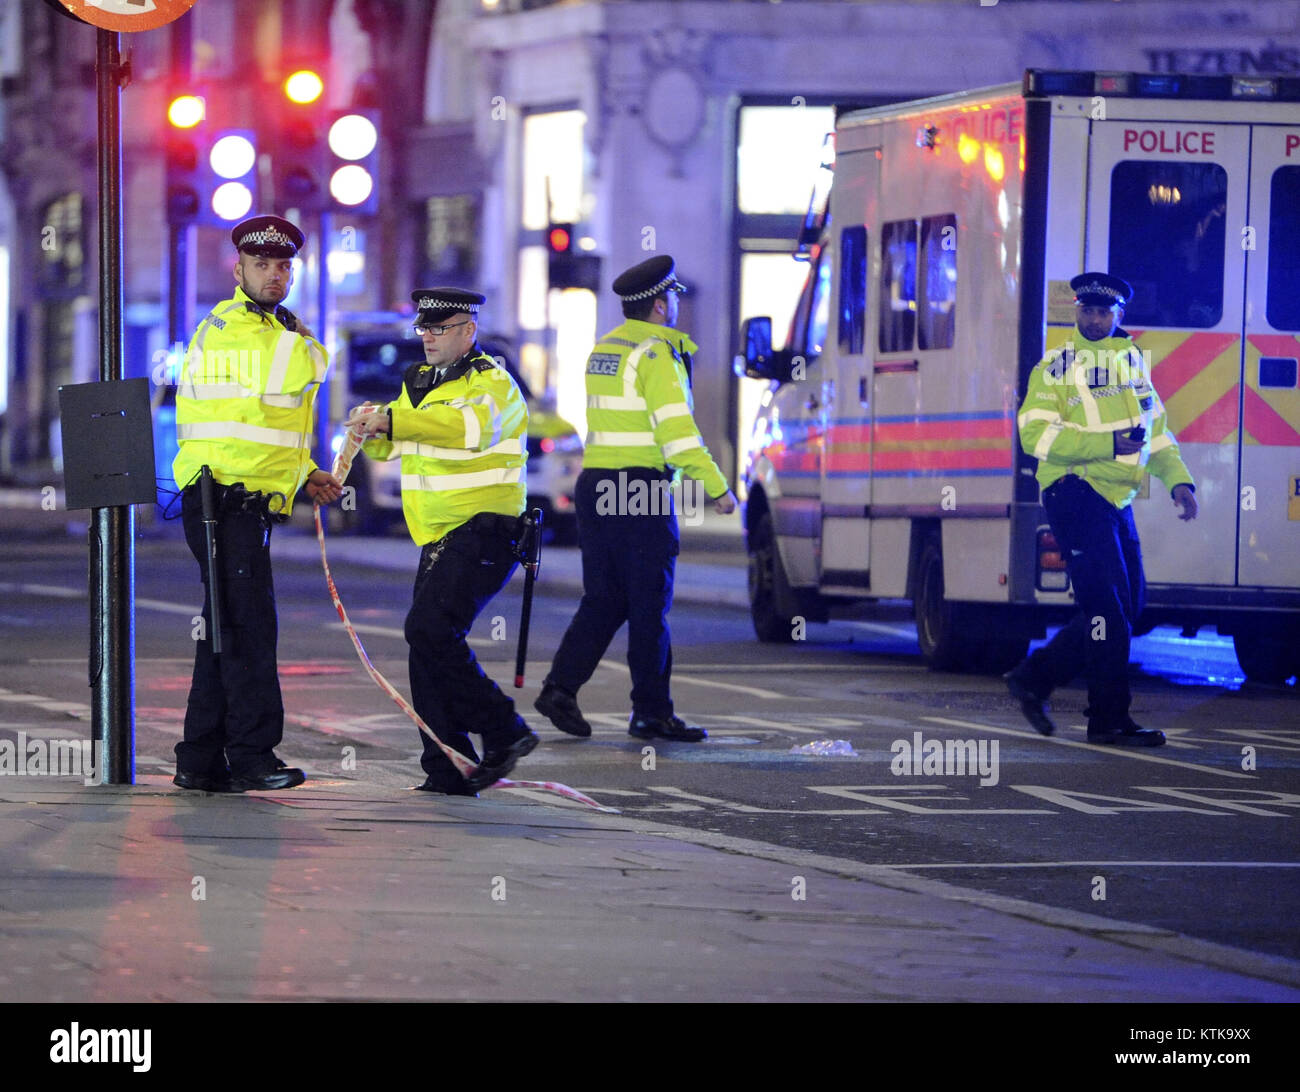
[91,28,134,785]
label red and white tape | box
[319,422,616,813]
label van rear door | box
[1083,116,1250,587]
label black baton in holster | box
[199,464,222,655]
[513,507,543,688]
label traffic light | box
[326,110,379,214]
[546,221,599,291]
[205,129,258,224]
[165,93,205,225]
[275,69,327,211]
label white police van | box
[740,70,1300,682]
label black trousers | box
[1019,475,1146,729]
[176,484,285,778]
[547,468,679,720]
[407,513,523,788]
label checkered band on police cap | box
[416,296,481,313]
[618,274,680,302]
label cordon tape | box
[315,414,617,813]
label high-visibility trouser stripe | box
[401,466,524,492]
[396,436,524,461]
[587,430,656,447]
[177,382,304,408]
[589,394,647,411]
[650,402,691,428]
[265,332,297,394]
[178,420,304,449]
[661,436,703,458]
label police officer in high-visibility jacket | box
[534,256,737,743]
[344,289,539,795]
[1006,272,1198,747]
[172,215,344,793]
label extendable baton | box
[199,464,222,655]
[513,507,543,687]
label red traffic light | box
[547,225,572,253]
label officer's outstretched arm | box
[641,345,728,499]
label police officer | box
[173,215,343,793]
[344,289,538,794]
[1006,272,1198,746]
[534,256,737,743]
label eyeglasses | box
[412,320,471,337]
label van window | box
[879,219,917,352]
[918,213,957,350]
[1108,161,1227,329]
[838,225,868,355]
[1267,166,1300,332]
[807,250,832,358]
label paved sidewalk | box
[1,775,1296,1003]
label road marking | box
[0,688,90,718]
[137,597,197,616]
[0,582,82,599]
[841,620,919,640]
[327,621,493,649]
[873,861,1300,870]
[597,658,791,700]
[920,716,1256,780]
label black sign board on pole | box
[57,378,157,510]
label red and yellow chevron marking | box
[1040,323,1274,444]
[1244,334,1300,448]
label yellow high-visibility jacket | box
[363,347,528,545]
[173,286,328,511]
[580,318,728,499]
[1017,329,1194,509]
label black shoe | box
[465,729,540,792]
[1004,671,1055,736]
[534,683,592,738]
[229,766,307,791]
[173,770,241,793]
[628,715,707,742]
[1087,719,1166,748]
[414,777,478,798]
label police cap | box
[612,256,687,302]
[411,287,485,324]
[1071,272,1133,309]
[231,215,305,259]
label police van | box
[739,70,1300,682]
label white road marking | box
[840,620,919,640]
[327,621,494,649]
[597,658,791,700]
[872,861,1300,870]
[920,716,1257,780]
[136,597,198,616]
[0,582,83,599]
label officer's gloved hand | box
[344,404,389,438]
[712,489,738,515]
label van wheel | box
[748,512,797,644]
[914,536,978,670]
[1233,626,1298,684]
